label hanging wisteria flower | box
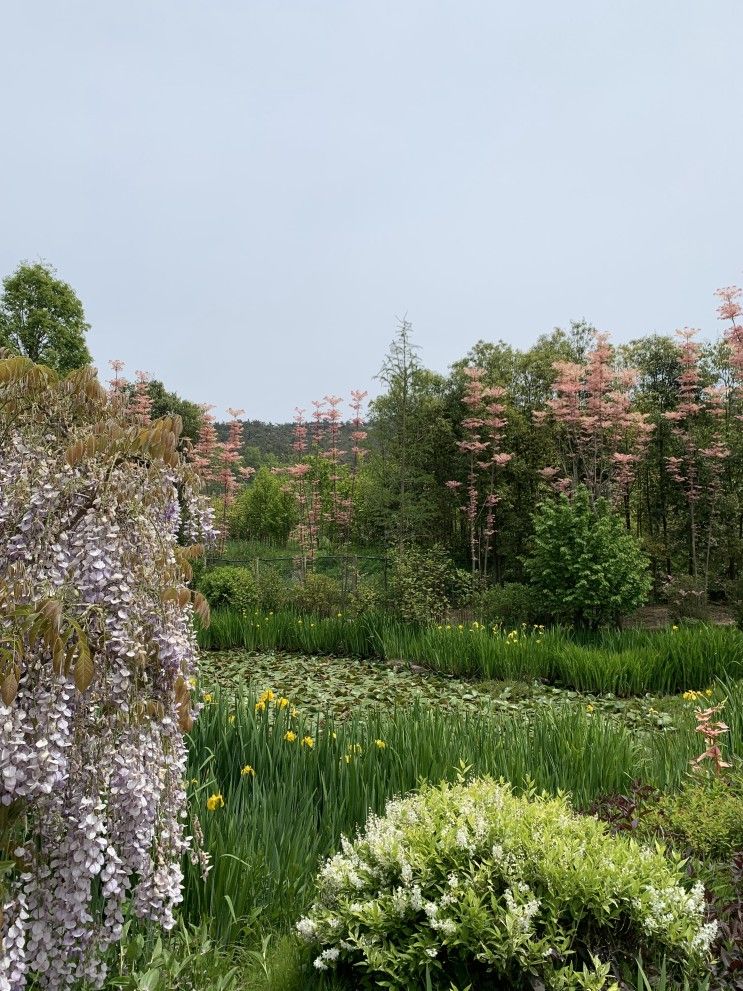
[0,356,216,990]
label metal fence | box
[204,553,388,594]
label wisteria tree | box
[0,355,215,989]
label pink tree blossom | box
[446,367,512,578]
[534,331,653,522]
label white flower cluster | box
[295,777,718,989]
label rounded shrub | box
[255,563,289,612]
[348,576,383,616]
[526,488,652,629]
[643,772,743,862]
[198,566,258,612]
[387,544,452,625]
[291,572,344,617]
[298,777,716,990]
[475,581,540,628]
[227,466,298,544]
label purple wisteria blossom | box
[0,360,215,990]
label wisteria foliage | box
[0,356,215,990]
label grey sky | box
[2,2,742,421]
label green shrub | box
[475,581,539,627]
[387,544,452,625]
[291,572,344,617]
[526,488,652,629]
[255,563,289,613]
[190,555,206,589]
[198,566,258,612]
[447,567,479,609]
[664,575,710,623]
[348,577,383,616]
[644,772,743,861]
[297,777,714,990]
[227,467,298,544]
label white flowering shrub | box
[0,357,215,990]
[298,777,717,990]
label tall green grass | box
[182,678,743,944]
[198,609,743,695]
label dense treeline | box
[219,299,743,600]
[2,257,741,600]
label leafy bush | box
[475,581,539,627]
[387,544,452,625]
[447,567,479,609]
[227,467,298,545]
[255,563,289,613]
[645,772,743,862]
[297,777,715,990]
[198,566,258,612]
[291,572,344,617]
[526,488,652,629]
[348,577,383,616]
[664,574,710,623]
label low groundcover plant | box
[297,777,717,990]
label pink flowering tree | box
[0,355,215,989]
[715,286,743,577]
[533,331,653,525]
[131,370,154,424]
[282,392,368,571]
[214,408,252,555]
[716,285,743,396]
[663,327,730,585]
[446,367,512,578]
[191,403,221,483]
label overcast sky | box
[2,2,742,421]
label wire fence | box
[203,553,389,593]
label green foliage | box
[183,683,742,943]
[644,772,743,861]
[447,567,479,609]
[255,564,289,612]
[298,778,712,989]
[291,573,344,617]
[0,260,91,372]
[228,468,298,545]
[200,610,743,696]
[106,920,240,990]
[386,544,452,624]
[526,489,652,629]
[361,321,455,548]
[348,577,383,616]
[664,575,710,623]
[146,379,203,441]
[198,567,258,612]
[474,581,540,627]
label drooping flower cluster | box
[0,356,215,990]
